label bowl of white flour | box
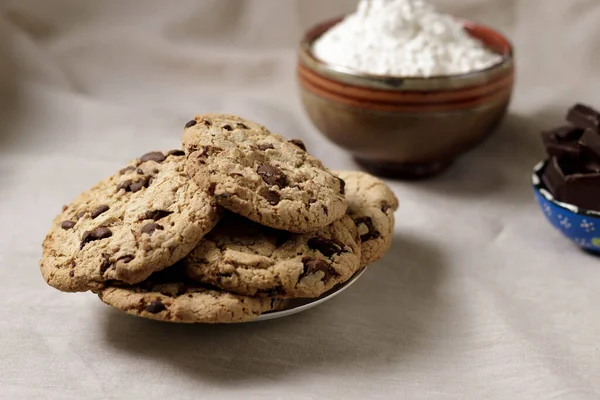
[297,0,514,179]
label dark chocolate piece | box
[579,129,600,159]
[541,157,567,198]
[562,173,600,211]
[566,104,600,132]
[541,130,581,159]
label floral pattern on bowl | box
[532,160,600,253]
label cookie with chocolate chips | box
[97,265,286,323]
[335,171,398,266]
[182,114,347,233]
[40,150,220,292]
[183,213,361,298]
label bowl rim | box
[299,16,515,91]
[532,159,600,218]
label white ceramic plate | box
[251,267,368,322]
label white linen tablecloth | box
[1,1,600,399]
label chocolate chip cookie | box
[183,213,361,298]
[97,266,285,323]
[335,171,398,265]
[40,150,220,292]
[182,114,347,233]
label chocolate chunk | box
[119,166,136,175]
[308,237,343,257]
[76,211,87,220]
[69,271,75,277]
[562,173,600,210]
[145,301,166,314]
[142,210,172,221]
[61,220,76,230]
[338,177,346,195]
[185,120,197,128]
[289,139,307,151]
[299,257,338,282]
[237,123,248,129]
[542,157,567,197]
[542,130,581,159]
[80,227,112,249]
[257,163,287,189]
[202,119,212,126]
[554,125,585,140]
[222,124,233,131]
[117,179,133,193]
[354,216,381,242]
[117,255,134,264]
[258,143,275,151]
[579,129,600,159]
[91,205,109,219]
[566,104,600,132]
[140,151,166,163]
[381,202,392,213]
[136,168,145,175]
[259,187,281,205]
[167,149,185,157]
[129,176,151,193]
[100,254,111,274]
[141,223,163,235]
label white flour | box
[312,0,503,77]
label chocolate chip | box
[141,223,163,235]
[259,187,281,205]
[80,227,112,249]
[308,237,343,257]
[203,119,212,126]
[61,220,76,230]
[289,139,307,152]
[129,176,151,193]
[299,257,338,282]
[167,149,185,157]
[195,146,223,165]
[338,177,346,195]
[77,211,86,220]
[258,143,275,151]
[136,168,144,175]
[69,271,75,277]
[257,163,287,189]
[355,216,381,242]
[381,202,392,213]
[237,123,249,129]
[119,166,136,175]
[117,180,132,192]
[145,301,166,314]
[118,255,134,264]
[185,120,197,128]
[322,204,328,215]
[208,182,216,196]
[91,205,109,219]
[142,210,172,221]
[222,124,233,131]
[140,151,166,164]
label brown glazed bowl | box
[297,17,515,179]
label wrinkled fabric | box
[1,1,600,399]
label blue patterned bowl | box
[532,160,600,253]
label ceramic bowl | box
[532,160,600,253]
[297,16,515,179]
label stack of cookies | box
[40,114,398,323]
